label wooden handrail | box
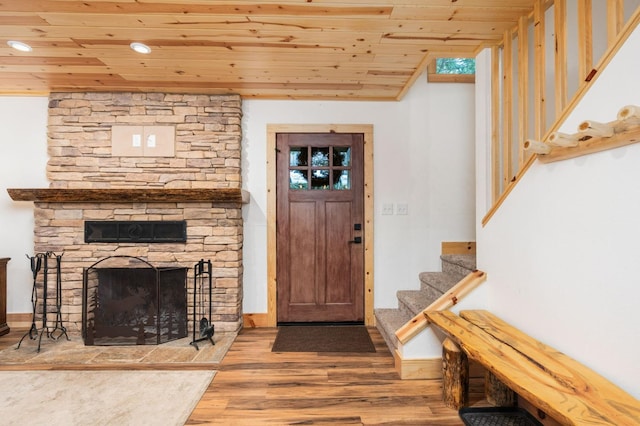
[394,270,486,345]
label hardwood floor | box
[186,327,478,425]
[1,326,481,425]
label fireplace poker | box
[49,252,69,341]
[34,252,54,351]
[16,253,44,350]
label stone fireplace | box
[9,92,246,335]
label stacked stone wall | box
[46,92,241,189]
[34,92,243,334]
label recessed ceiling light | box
[7,40,32,52]
[130,42,151,54]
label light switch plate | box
[112,126,144,156]
[382,203,394,215]
[111,125,175,157]
[396,203,408,215]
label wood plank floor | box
[186,327,481,425]
[1,326,482,425]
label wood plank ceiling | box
[0,1,535,100]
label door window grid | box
[289,146,351,190]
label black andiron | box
[17,251,69,352]
[190,259,215,350]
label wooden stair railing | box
[483,3,640,227]
[394,270,486,345]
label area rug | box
[0,370,215,426]
[271,325,376,353]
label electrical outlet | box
[382,203,394,215]
[144,126,174,156]
[396,203,408,215]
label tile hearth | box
[0,330,235,368]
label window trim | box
[427,58,475,83]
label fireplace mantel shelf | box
[7,188,249,204]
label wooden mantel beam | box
[6,188,250,204]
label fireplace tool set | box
[191,259,215,350]
[17,251,69,352]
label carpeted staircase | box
[374,254,476,355]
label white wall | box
[0,97,49,313]
[242,72,476,313]
[0,73,476,322]
[476,26,640,398]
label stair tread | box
[375,308,412,330]
[418,271,461,292]
[440,254,476,271]
[397,289,439,316]
[375,253,477,356]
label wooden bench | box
[425,309,640,426]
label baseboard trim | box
[243,313,269,328]
[393,350,486,380]
[393,349,442,380]
[7,313,32,328]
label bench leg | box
[442,337,469,409]
[485,371,516,406]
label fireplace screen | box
[82,256,187,345]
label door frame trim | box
[266,124,374,326]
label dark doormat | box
[271,325,376,353]
[459,407,542,426]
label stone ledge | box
[7,188,249,204]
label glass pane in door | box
[290,170,308,189]
[311,169,330,189]
[333,170,350,190]
[333,147,351,166]
[311,148,330,166]
[290,147,308,166]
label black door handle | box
[348,237,362,244]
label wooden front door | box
[276,133,364,323]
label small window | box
[289,146,352,191]
[427,57,475,83]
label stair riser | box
[374,309,410,352]
[419,272,460,293]
[375,253,476,357]
[441,261,473,280]
[379,328,398,352]
[398,287,442,317]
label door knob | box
[348,237,362,244]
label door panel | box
[325,202,352,304]
[276,133,364,323]
[289,202,316,304]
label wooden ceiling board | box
[37,14,518,35]
[0,0,535,99]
